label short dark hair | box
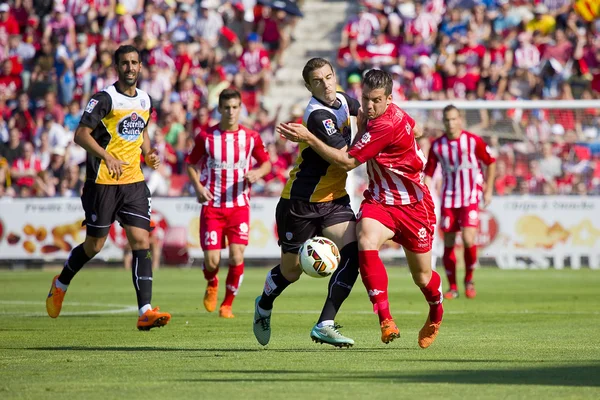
[302,58,334,84]
[218,88,242,107]
[363,69,393,96]
[114,45,140,65]
[442,104,459,116]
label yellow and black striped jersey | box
[79,85,152,185]
[281,92,360,202]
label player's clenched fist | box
[144,148,161,170]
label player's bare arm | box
[245,160,272,184]
[413,124,424,139]
[74,125,129,181]
[483,160,497,207]
[141,128,160,170]
[277,122,361,171]
[185,163,214,203]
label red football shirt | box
[349,103,429,206]
[185,124,269,208]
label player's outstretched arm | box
[74,125,128,180]
[277,122,361,171]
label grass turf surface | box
[1,267,599,399]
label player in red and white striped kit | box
[279,70,443,349]
[185,89,271,319]
[424,105,496,300]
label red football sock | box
[420,270,443,324]
[202,263,219,287]
[464,246,477,283]
[359,250,392,323]
[221,263,244,307]
[442,246,457,291]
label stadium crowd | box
[339,0,600,195]
[0,0,599,199]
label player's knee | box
[230,251,244,267]
[84,237,107,255]
[357,233,378,251]
[462,233,476,248]
[280,253,302,282]
[411,271,431,288]
[204,254,220,270]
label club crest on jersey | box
[141,99,146,108]
[85,99,98,114]
[118,112,146,142]
[322,119,337,135]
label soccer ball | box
[299,236,341,278]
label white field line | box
[2,301,598,317]
[0,300,137,317]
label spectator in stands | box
[195,0,223,48]
[1,126,23,165]
[538,142,563,183]
[10,141,41,197]
[238,32,271,104]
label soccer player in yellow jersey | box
[45,45,171,330]
[253,58,361,347]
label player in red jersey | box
[424,105,496,300]
[185,89,271,319]
[278,69,443,349]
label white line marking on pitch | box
[0,300,137,317]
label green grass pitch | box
[1,267,599,399]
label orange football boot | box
[418,317,442,349]
[380,319,400,344]
[203,285,219,312]
[219,305,235,319]
[465,282,477,299]
[137,307,171,331]
[46,275,66,318]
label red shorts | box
[357,196,436,253]
[200,205,250,250]
[440,203,479,233]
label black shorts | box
[81,181,152,237]
[276,195,356,254]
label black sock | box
[58,244,92,285]
[258,265,292,311]
[318,241,360,323]
[131,249,153,309]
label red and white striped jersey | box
[424,131,496,208]
[349,103,430,206]
[239,48,270,75]
[514,43,540,70]
[185,124,269,208]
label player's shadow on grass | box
[178,364,600,387]
[24,346,399,353]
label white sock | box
[257,305,271,317]
[55,279,68,291]
[317,320,334,328]
[139,304,152,316]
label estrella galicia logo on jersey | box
[322,119,337,136]
[117,112,146,141]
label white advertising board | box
[0,196,598,269]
